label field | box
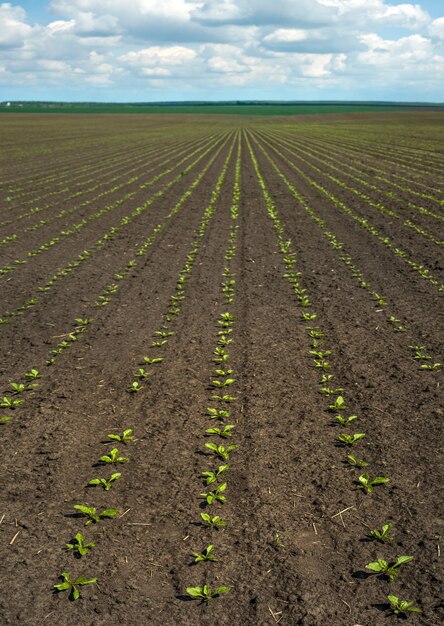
[0,111,443,625]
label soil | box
[0,112,442,626]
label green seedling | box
[320,374,334,383]
[200,513,227,528]
[127,381,142,393]
[205,425,235,438]
[186,584,230,603]
[366,556,413,581]
[201,464,229,486]
[75,318,92,325]
[73,505,119,525]
[302,312,317,320]
[387,595,420,615]
[335,414,358,426]
[329,396,347,412]
[0,416,12,423]
[99,448,128,465]
[54,572,97,601]
[200,482,227,505]
[307,328,324,339]
[274,531,285,548]
[320,386,344,396]
[136,368,151,379]
[211,394,236,403]
[370,523,395,543]
[205,443,237,460]
[88,472,121,491]
[310,350,331,359]
[0,396,22,409]
[66,533,95,556]
[24,369,41,380]
[151,339,167,347]
[214,369,233,377]
[108,429,133,445]
[191,545,217,563]
[420,362,442,370]
[338,433,365,446]
[358,473,390,493]
[211,378,235,388]
[207,407,230,420]
[142,357,164,364]
[213,348,229,363]
[154,330,174,338]
[10,383,25,394]
[313,359,330,370]
[346,454,368,467]
[218,335,232,347]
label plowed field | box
[0,112,443,626]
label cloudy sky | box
[0,0,443,102]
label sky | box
[0,0,443,102]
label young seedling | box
[420,362,442,370]
[108,429,133,445]
[320,387,344,396]
[205,425,235,438]
[320,373,334,383]
[200,513,227,528]
[310,350,331,359]
[200,482,227,505]
[213,348,229,363]
[366,556,413,581]
[409,345,430,360]
[66,533,95,556]
[358,473,390,493]
[207,407,230,420]
[338,433,366,446]
[346,454,368,467]
[211,394,236,403]
[154,330,174,338]
[302,312,317,321]
[335,414,358,426]
[73,505,119,525]
[136,368,151,379]
[211,378,235,388]
[151,339,167,347]
[186,585,230,603]
[214,369,233,377]
[191,545,218,563]
[54,572,97,601]
[205,443,237,460]
[24,369,41,380]
[370,523,395,543]
[88,472,122,491]
[329,396,347,412]
[387,595,420,615]
[75,318,92,326]
[127,381,142,393]
[0,416,12,423]
[10,382,26,394]
[99,448,128,465]
[201,464,229,486]
[0,396,22,409]
[142,357,164,364]
[313,359,330,370]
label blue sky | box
[0,1,443,102]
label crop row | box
[51,133,239,602]
[246,132,422,617]
[252,132,444,295]
[248,131,442,369]
[260,129,444,239]
[186,137,241,604]
[0,133,231,326]
[0,135,235,430]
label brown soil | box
[0,113,442,626]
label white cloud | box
[0,3,32,49]
[429,17,444,40]
[0,0,443,100]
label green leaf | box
[395,555,414,566]
[214,586,231,595]
[186,587,204,597]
